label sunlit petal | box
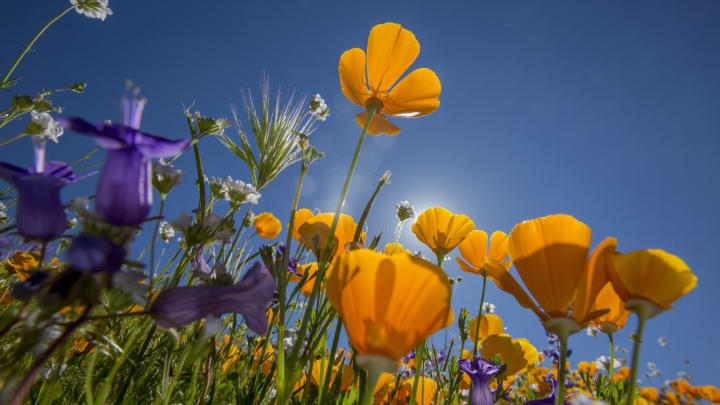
[338,48,370,107]
[366,22,419,94]
[354,110,400,136]
[383,68,441,117]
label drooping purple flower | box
[526,375,557,405]
[191,246,212,275]
[458,357,503,405]
[150,261,276,334]
[277,245,297,275]
[0,159,83,240]
[60,88,190,226]
[66,234,126,273]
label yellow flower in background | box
[295,262,320,297]
[480,334,535,376]
[700,385,720,402]
[310,359,355,392]
[608,249,697,317]
[6,250,60,281]
[396,376,439,404]
[588,282,630,334]
[290,208,315,241]
[482,214,614,334]
[373,372,397,404]
[325,249,453,362]
[576,361,598,377]
[383,242,411,256]
[467,313,504,342]
[456,230,511,275]
[639,387,659,402]
[514,338,539,370]
[411,207,475,257]
[339,22,441,136]
[298,213,364,259]
[253,212,282,239]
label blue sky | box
[1,1,719,386]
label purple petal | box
[95,149,152,226]
[67,234,126,273]
[0,162,29,183]
[151,262,276,335]
[132,130,191,158]
[60,118,127,149]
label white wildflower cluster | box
[658,337,668,347]
[0,202,6,224]
[677,370,688,380]
[190,111,232,136]
[152,162,183,195]
[70,0,113,21]
[170,212,233,247]
[159,221,175,242]
[29,111,63,143]
[309,94,329,121]
[586,326,601,337]
[482,302,496,314]
[595,355,621,371]
[395,200,415,222]
[69,197,91,217]
[206,176,260,207]
[615,346,629,354]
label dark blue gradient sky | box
[1,1,719,386]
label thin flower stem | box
[276,163,308,404]
[0,133,27,148]
[360,366,382,405]
[186,115,206,222]
[556,335,569,405]
[353,173,389,242]
[625,312,648,405]
[1,5,76,85]
[68,146,100,167]
[223,204,253,267]
[147,197,165,301]
[9,305,90,405]
[390,220,404,254]
[409,341,426,405]
[318,318,342,404]
[472,271,488,360]
[608,332,615,382]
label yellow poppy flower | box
[325,249,453,362]
[373,372,397,404]
[295,262,320,297]
[514,338,539,371]
[456,230,512,275]
[411,207,475,257]
[298,213,364,260]
[576,361,598,377]
[339,22,441,136]
[311,358,355,392]
[467,313,504,342]
[588,282,630,333]
[383,242,411,256]
[396,377,439,405]
[700,385,720,402]
[253,212,282,239]
[6,250,60,281]
[483,215,614,335]
[639,387,659,402]
[290,208,315,241]
[480,334,532,377]
[608,249,697,317]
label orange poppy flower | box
[482,214,615,335]
[467,313,504,342]
[298,213,364,260]
[456,229,511,275]
[289,208,315,241]
[339,22,441,136]
[253,212,282,239]
[411,207,475,257]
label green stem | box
[608,332,615,382]
[0,133,27,148]
[186,116,206,222]
[353,172,389,242]
[472,271,488,359]
[625,313,648,405]
[360,367,382,405]
[556,335,569,405]
[318,318,343,404]
[2,5,76,85]
[275,163,308,404]
[409,342,425,405]
[147,197,165,302]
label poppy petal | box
[383,68,441,118]
[339,48,370,107]
[366,23,420,94]
[484,260,547,321]
[354,111,400,136]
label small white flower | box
[222,177,261,206]
[586,327,600,337]
[658,337,668,347]
[647,362,657,370]
[615,346,628,354]
[595,355,620,370]
[70,0,113,21]
[0,202,7,223]
[152,162,183,194]
[69,197,91,216]
[482,302,495,314]
[677,370,688,380]
[395,201,415,221]
[159,221,176,242]
[169,212,194,235]
[30,111,63,142]
[309,94,329,121]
